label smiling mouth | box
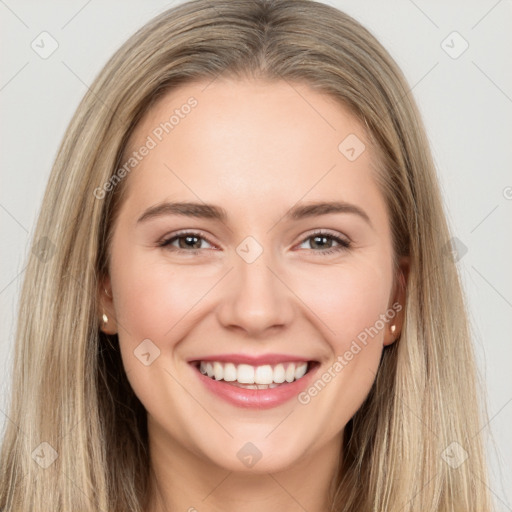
[191,360,318,389]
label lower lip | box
[191,363,319,409]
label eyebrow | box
[136,200,373,228]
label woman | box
[0,0,493,510]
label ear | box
[97,274,118,335]
[383,256,409,346]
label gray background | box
[1,0,511,508]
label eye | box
[158,229,351,256]
[296,230,351,256]
[158,231,216,254]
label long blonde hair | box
[0,1,493,510]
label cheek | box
[291,264,391,436]
[290,258,392,348]
[109,248,223,374]
[111,258,175,343]
[291,259,391,408]
[109,251,207,415]
[112,245,207,334]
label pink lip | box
[187,353,311,366]
[189,360,320,409]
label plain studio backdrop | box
[1,0,511,508]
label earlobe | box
[383,322,399,346]
[383,257,409,346]
[98,277,117,335]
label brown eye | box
[309,234,334,250]
[297,231,351,255]
[177,234,202,249]
[158,231,216,253]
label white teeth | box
[273,364,285,383]
[237,364,255,384]
[229,382,284,390]
[213,362,224,380]
[254,365,273,385]
[197,360,310,385]
[285,364,295,383]
[223,362,237,382]
[294,362,308,380]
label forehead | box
[119,78,386,224]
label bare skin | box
[99,77,408,512]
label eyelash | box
[158,229,352,256]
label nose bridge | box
[217,237,293,334]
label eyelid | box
[294,228,351,248]
[298,228,351,243]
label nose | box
[216,248,295,337]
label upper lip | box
[188,353,315,366]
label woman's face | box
[101,78,407,474]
